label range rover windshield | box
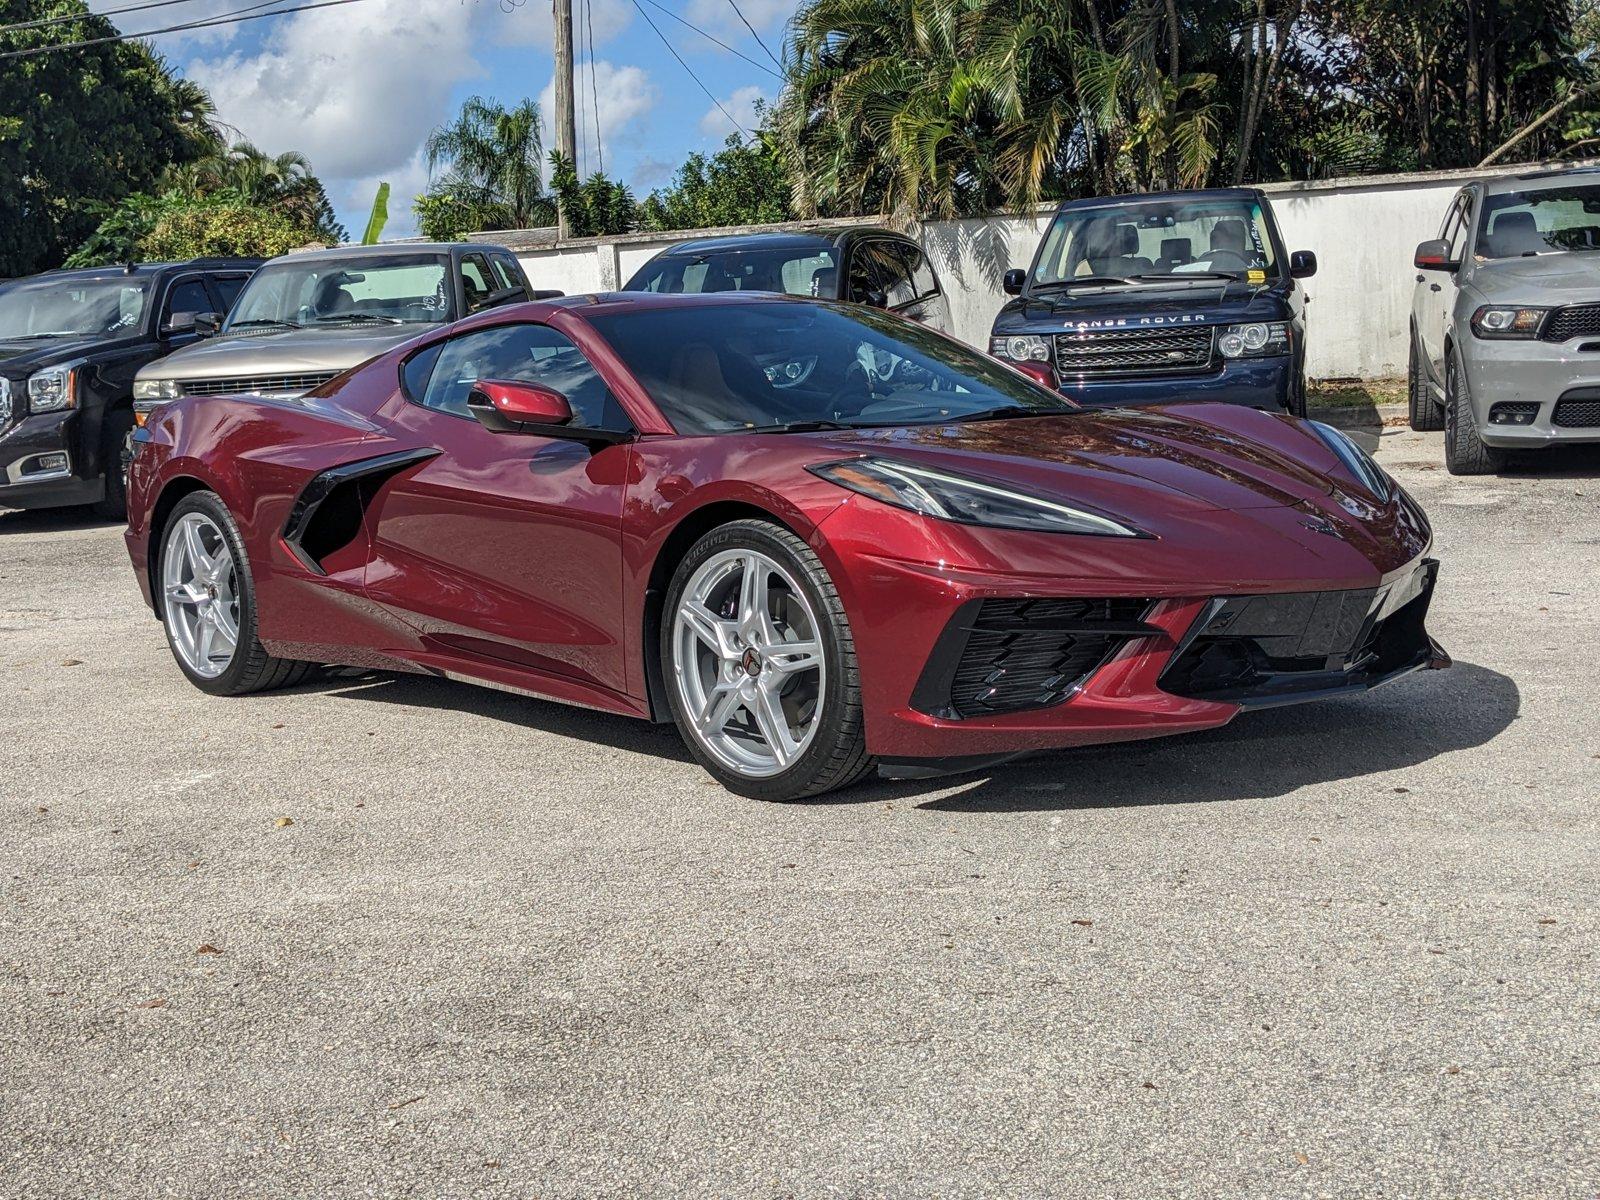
[627,247,841,298]
[1476,184,1600,258]
[226,254,451,331]
[1031,197,1279,288]
[589,299,1073,435]
[0,277,148,340]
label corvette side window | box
[417,323,628,430]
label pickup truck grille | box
[1540,304,1600,342]
[180,372,339,397]
[1054,326,1215,378]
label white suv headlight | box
[26,363,80,413]
[1470,306,1550,339]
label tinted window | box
[1476,183,1600,258]
[588,300,1072,435]
[400,342,444,404]
[862,242,917,308]
[165,279,211,321]
[490,255,524,292]
[212,275,249,312]
[627,247,840,298]
[0,277,147,338]
[1448,195,1473,258]
[904,245,939,298]
[416,323,626,429]
[462,255,495,312]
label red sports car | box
[125,293,1448,800]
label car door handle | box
[1415,274,1425,283]
[1429,283,1441,293]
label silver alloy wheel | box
[672,548,826,778]
[162,512,241,679]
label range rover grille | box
[180,372,338,397]
[1540,304,1600,342]
[1054,326,1215,378]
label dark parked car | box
[126,292,1445,802]
[990,187,1317,413]
[623,229,953,337]
[0,258,259,517]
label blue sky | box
[90,0,798,237]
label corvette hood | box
[815,404,1346,516]
[138,323,424,383]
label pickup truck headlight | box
[989,334,1051,362]
[1470,306,1550,339]
[26,364,79,413]
[133,378,181,406]
[808,457,1142,537]
[1217,322,1290,358]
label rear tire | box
[662,519,874,801]
[92,407,136,521]
[1443,349,1505,476]
[158,491,315,696]
[1407,325,1444,432]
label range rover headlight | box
[989,334,1051,362]
[1217,322,1290,358]
[808,457,1142,537]
[1309,421,1391,502]
[26,363,79,413]
[1470,305,1549,339]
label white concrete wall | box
[480,160,1591,382]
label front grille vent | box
[938,598,1152,718]
[1553,398,1600,428]
[1541,304,1600,343]
[180,372,338,397]
[1054,326,1214,378]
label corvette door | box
[363,322,635,696]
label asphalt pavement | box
[1,420,1596,1198]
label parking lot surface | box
[2,422,1596,1199]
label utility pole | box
[553,0,577,239]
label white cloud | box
[85,0,249,50]
[698,85,768,139]
[683,0,794,45]
[539,61,658,178]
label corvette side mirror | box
[466,378,630,445]
[1002,268,1027,295]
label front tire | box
[662,519,873,800]
[1407,325,1444,432]
[158,492,314,695]
[1443,349,1505,476]
[92,407,136,520]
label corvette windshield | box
[0,277,148,339]
[589,300,1074,435]
[1032,197,1277,286]
[226,254,450,330]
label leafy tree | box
[166,142,346,243]
[0,0,220,276]
[638,132,795,231]
[141,196,314,260]
[417,95,558,236]
[548,152,636,236]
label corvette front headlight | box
[26,364,79,413]
[1309,421,1391,502]
[808,457,1142,537]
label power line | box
[724,0,780,70]
[628,0,749,138]
[0,0,216,36]
[585,0,604,176]
[638,0,780,81]
[0,0,386,61]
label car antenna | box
[124,260,138,275]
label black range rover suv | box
[989,188,1318,413]
[0,258,258,518]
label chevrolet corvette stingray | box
[125,292,1448,800]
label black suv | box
[0,258,259,517]
[989,188,1317,413]
[623,228,953,334]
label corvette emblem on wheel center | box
[741,648,763,677]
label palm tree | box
[423,96,557,230]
